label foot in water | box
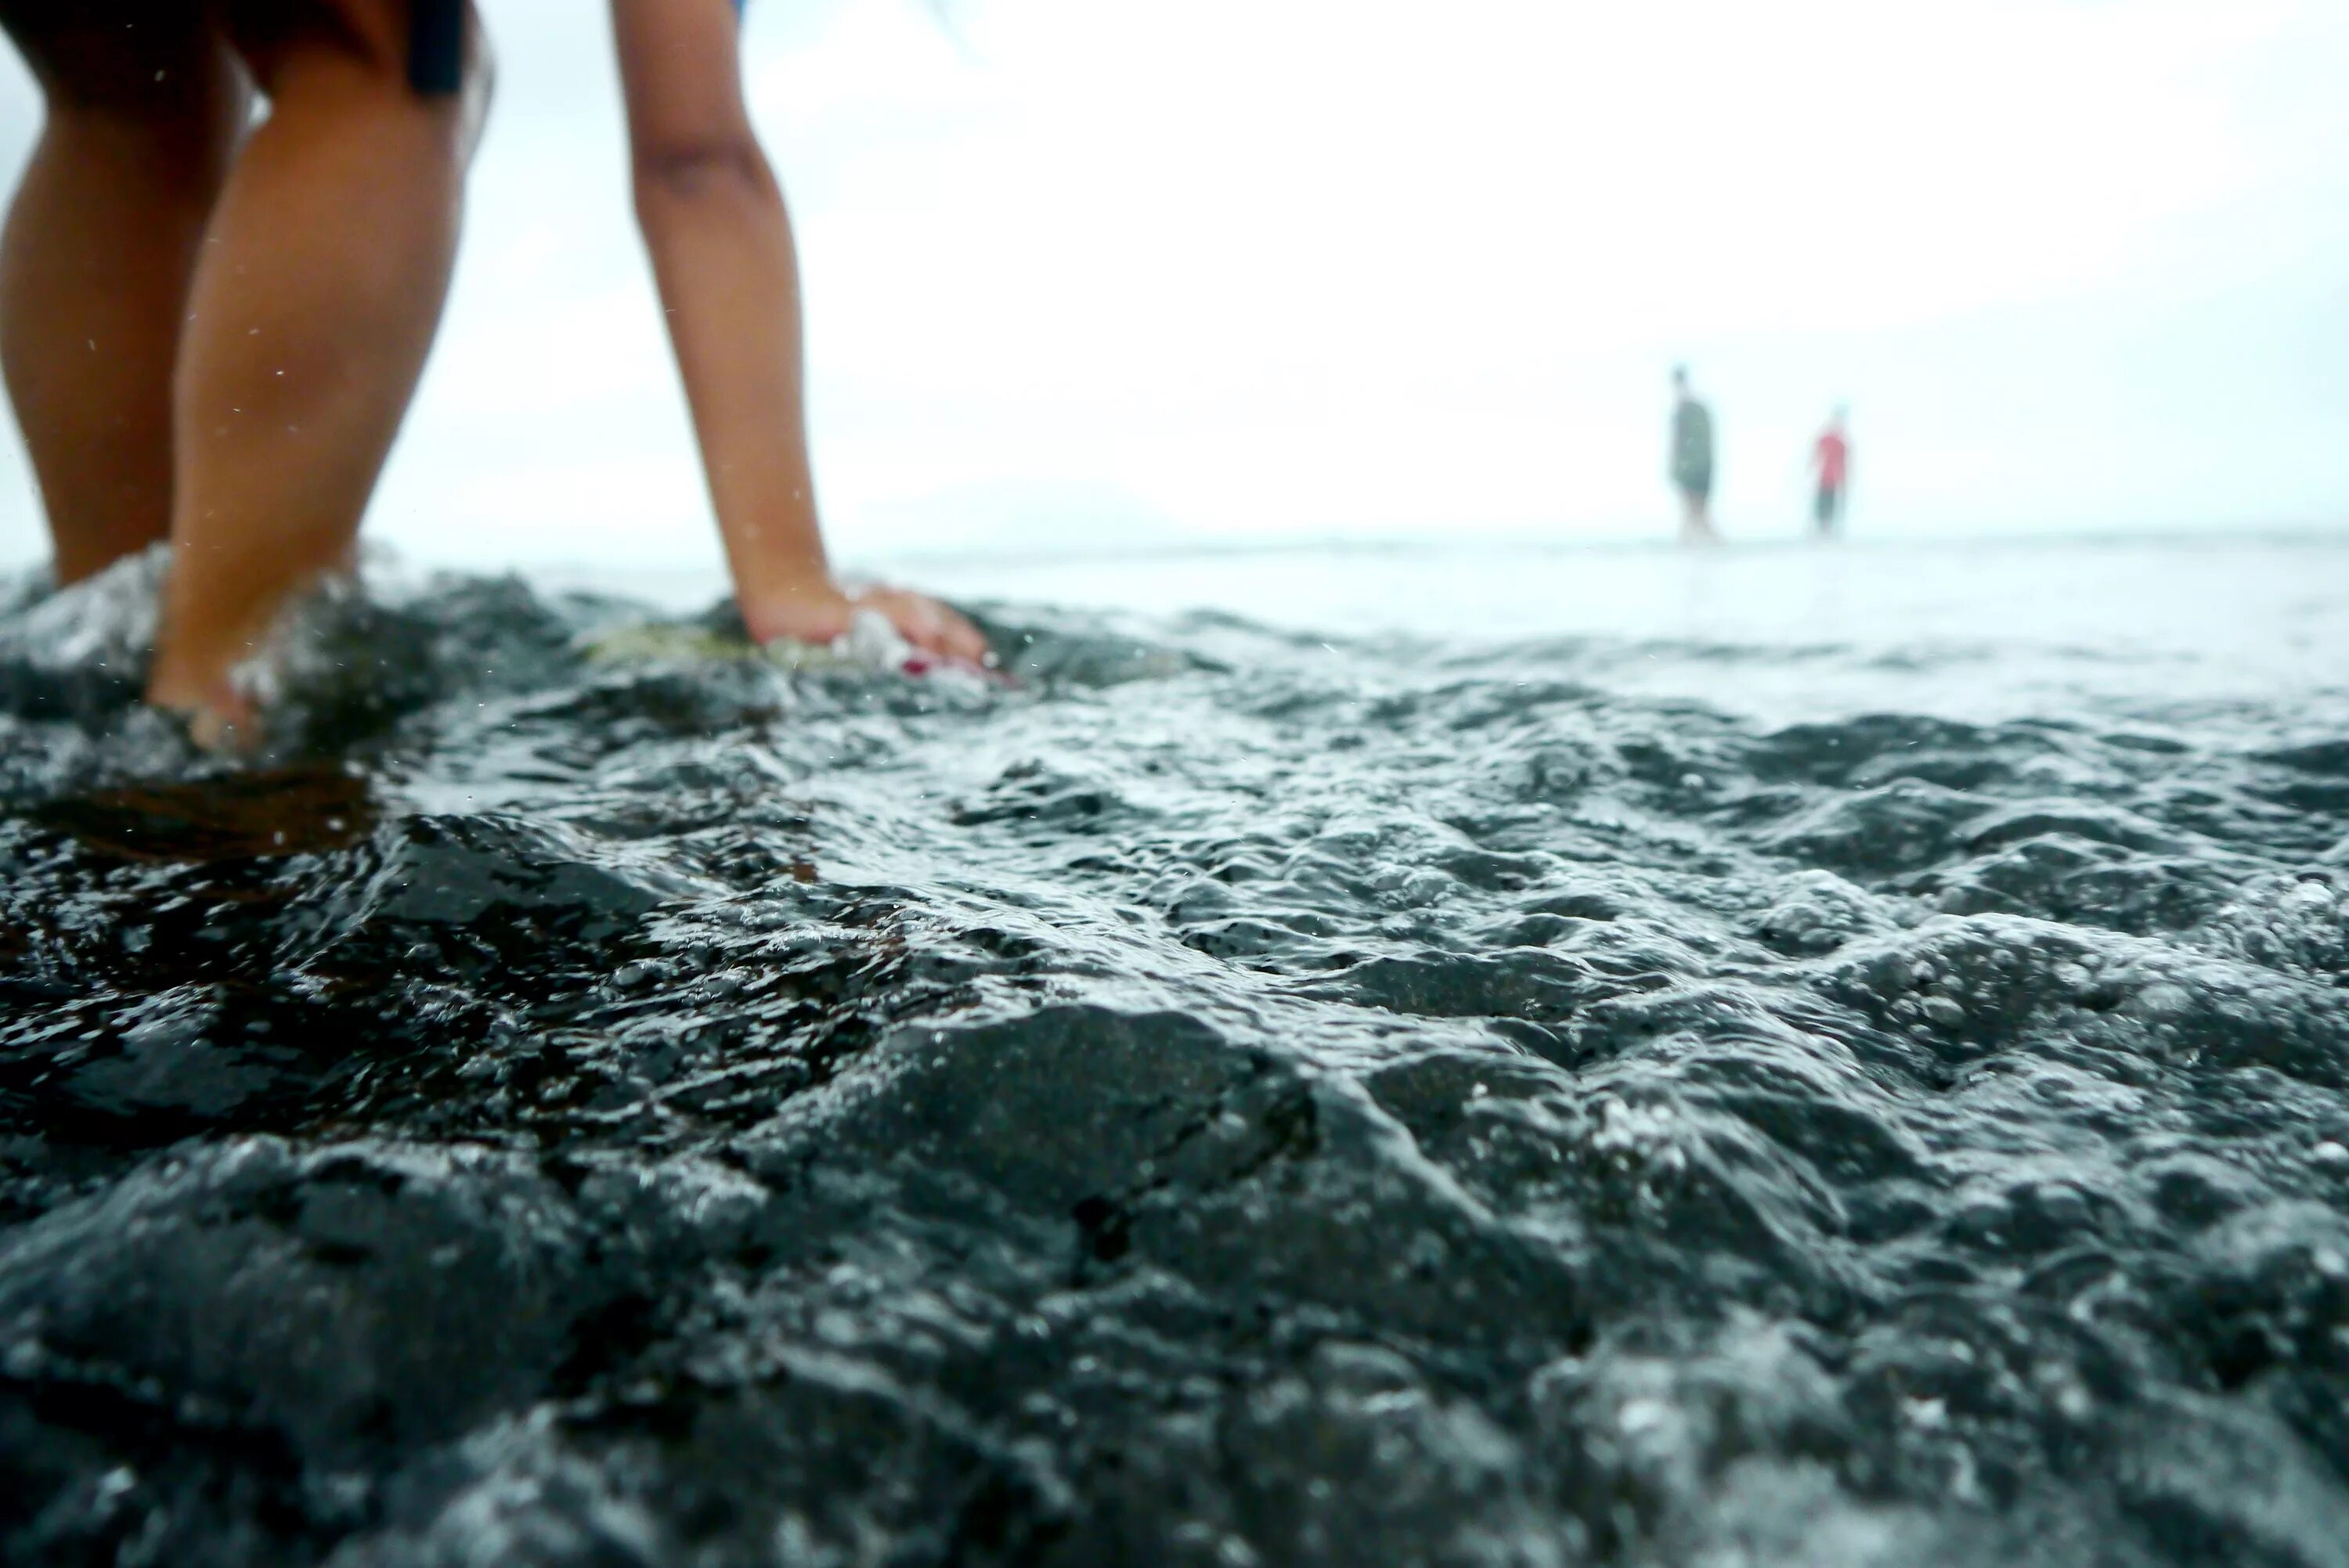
[146,646,259,753]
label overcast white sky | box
[0,0,2344,575]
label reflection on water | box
[34,767,379,864]
[2,538,2348,1565]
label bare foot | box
[150,682,258,753]
[148,655,259,753]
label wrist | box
[738,570,853,646]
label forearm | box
[634,150,830,629]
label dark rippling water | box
[5,540,2349,1566]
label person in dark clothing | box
[1669,366,1718,543]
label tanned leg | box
[147,0,480,733]
[0,3,245,586]
[1680,489,1719,545]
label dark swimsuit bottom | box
[410,0,744,95]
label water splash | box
[2,552,2347,1565]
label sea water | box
[2,533,2347,1565]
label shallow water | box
[4,535,2349,1566]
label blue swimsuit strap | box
[409,0,745,97]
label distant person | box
[1812,408,1850,537]
[0,0,985,747]
[1669,366,1718,543]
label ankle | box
[147,656,255,749]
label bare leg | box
[1679,488,1719,545]
[146,0,478,733]
[0,5,245,585]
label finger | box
[922,607,987,668]
[887,590,981,664]
[939,608,990,666]
[851,587,925,651]
[865,587,987,667]
[896,599,947,654]
[884,600,951,660]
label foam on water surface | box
[2,538,2348,1566]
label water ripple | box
[2,558,2347,1565]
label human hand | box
[742,577,991,670]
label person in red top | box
[1812,408,1851,537]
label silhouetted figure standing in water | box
[1669,366,1717,543]
[1813,408,1850,538]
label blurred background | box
[0,0,2344,581]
